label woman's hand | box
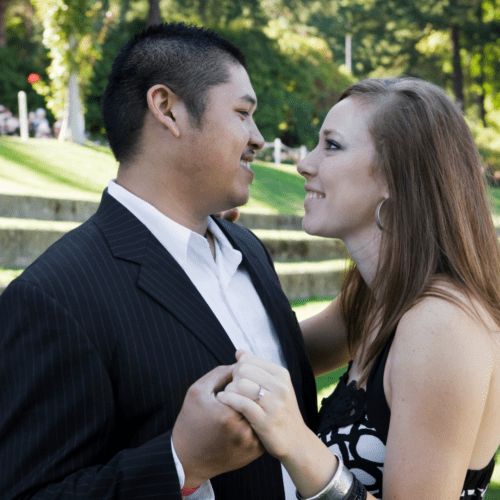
[218,350,350,499]
[217,349,311,461]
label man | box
[0,23,317,499]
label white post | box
[274,137,281,165]
[300,145,307,160]
[18,91,28,141]
[345,35,352,73]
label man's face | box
[182,63,265,216]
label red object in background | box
[27,73,40,84]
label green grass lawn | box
[0,136,306,214]
[1,137,499,496]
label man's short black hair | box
[102,23,247,163]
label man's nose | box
[249,121,265,150]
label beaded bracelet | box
[347,477,368,500]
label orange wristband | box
[181,486,201,497]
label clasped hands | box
[172,350,309,489]
[218,350,309,461]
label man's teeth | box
[240,160,250,168]
[306,191,325,200]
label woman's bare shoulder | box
[389,284,498,396]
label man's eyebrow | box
[239,94,257,107]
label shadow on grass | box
[0,140,98,193]
[489,186,500,214]
[486,484,500,500]
[250,163,305,215]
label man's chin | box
[230,191,250,209]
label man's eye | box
[325,140,340,150]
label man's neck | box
[115,173,210,236]
[205,229,217,261]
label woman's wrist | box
[281,427,340,499]
[295,452,353,500]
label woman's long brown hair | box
[338,78,500,385]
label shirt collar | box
[107,180,243,276]
[107,180,192,268]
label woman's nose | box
[297,151,315,177]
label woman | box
[217,78,500,499]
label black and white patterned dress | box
[317,334,496,499]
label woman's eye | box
[325,140,340,150]
[238,110,250,118]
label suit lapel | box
[215,219,318,429]
[213,217,297,368]
[93,191,237,366]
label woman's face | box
[297,96,389,243]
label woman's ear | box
[146,85,180,138]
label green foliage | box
[83,14,352,147]
[220,23,352,147]
[31,0,116,117]
[308,0,500,126]
[4,0,499,149]
[0,45,49,116]
[1,0,53,118]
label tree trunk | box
[59,71,86,144]
[477,5,487,127]
[147,0,161,27]
[451,24,465,111]
[0,0,7,48]
[478,46,487,127]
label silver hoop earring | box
[375,199,388,231]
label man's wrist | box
[181,485,201,497]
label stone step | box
[275,260,345,301]
[237,212,303,231]
[0,193,100,223]
[0,218,79,268]
[4,192,500,235]
[0,260,346,301]
[0,193,304,230]
[252,229,346,262]
[0,218,342,268]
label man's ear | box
[147,84,181,138]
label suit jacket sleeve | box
[0,281,182,500]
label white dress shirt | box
[107,180,298,500]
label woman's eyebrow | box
[322,129,343,140]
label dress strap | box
[365,332,395,444]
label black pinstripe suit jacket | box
[0,190,318,499]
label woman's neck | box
[343,226,383,288]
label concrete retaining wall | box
[0,193,303,230]
[0,226,70,268]
[0,224,345,268]
[0,193,100,222]
[0,267,341,301]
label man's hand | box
[172,365,265,489]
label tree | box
[31,0,114,143]
[0,0,7,47]
[147,0,160,26]
[308,0,500,123]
